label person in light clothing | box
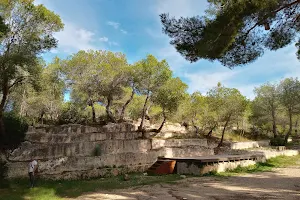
[28,157,38,188]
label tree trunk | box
[285,110,293,144]
[38,111,44,125]
[145,102,152,120]
[0,83,8,138]
[0,113,5,150]
[294,116,298,135]
[106,96,116,123]
[156,111,166,133]
[0,83,8,149]
[192,119,200,135]
[241,118,245,136]
[218,116,231,147]
[146,111,167,138]
[91,102,96,123]
[139,92,150,134]
[206,124,217,137]
[87,93,96,123]
[119,88,135,121]
[271,108,277,138]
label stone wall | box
[177,149,299,175]
[6,123,212,180]
[230,140,270,150]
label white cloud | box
[99,36,118,46]
[183,45,300,99]
[50,49,59,54]
[147,1,300,100]
[99,37,109,42]
[33,0,49,5]
[144,0,208,71]
[183,69,262,100]
[109,41,119,46]
[155,45,187,70]
[54,21,98,53]
[107,21,120,29]
[234,84,260,100]
[107,21,127,34]
[120,29,127,34]
[154,0,207,17]
[184,70,237,93]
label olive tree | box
[150,77,187,134]
[65,50,130,123]
[134,55,172,132]
[208,84,247,147]
[64,50,100,122]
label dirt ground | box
[75,167,300,200]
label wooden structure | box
[147,154,264,175]
[159,154,261,163]
[147,159,176,175]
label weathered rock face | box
[134,120,191,139]
[6,123,212,180]
[230,140,270,150]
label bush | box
[58,102,86,124]
[270,137,286,146]
[0,112,28,150]
[93,144,101,156]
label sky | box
[35,0,300,100]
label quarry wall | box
[6,122,213,180]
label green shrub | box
[270,137,285,146]
[0,112,28,150]
[93,144,101,156]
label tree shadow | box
[2,169,300,200]
[1,174,181,200]
[67,169,300,200]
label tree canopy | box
[0,0,64,138]
[2,0,300,149]
[207,84,247,146]
[160,0,300,67]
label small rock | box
[180,175,186,179]
[143,173,148,176]
[124,174,130,181]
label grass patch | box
[267,154,300,167]
[208,154,300,177]
[286,140,300,148]
[0,173,181,200]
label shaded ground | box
[76,167,300,200]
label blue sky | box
[35,0,300,99]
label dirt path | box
[76,167,300,200]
